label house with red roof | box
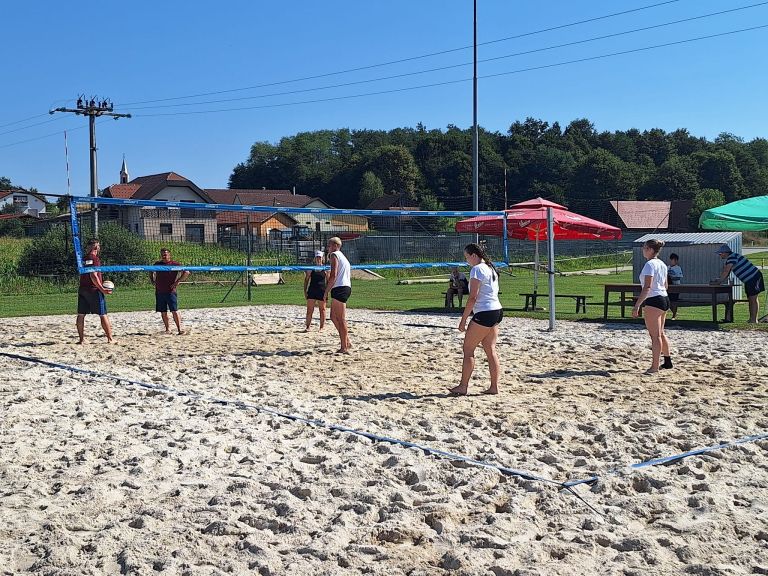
[103,160,367,242]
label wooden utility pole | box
[50,96,131,235]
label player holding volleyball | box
[324,237,352,353]
[449,243,503,396]
[76,238,114,344]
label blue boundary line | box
[5,350,763,490]
[0,351,561,486]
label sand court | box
[1,305,767,575]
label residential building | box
[0,190,47,216]
[103,172,217,243]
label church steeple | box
[120,155,129,184]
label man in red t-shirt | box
[76,238,114,344]
[150,248,190,334]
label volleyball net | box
[68,196,511,276]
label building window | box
[14,195,28,205]
[160,223,173,235]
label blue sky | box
[2,0,767,196]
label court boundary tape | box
[2,351,766,492]
[0,351,561,486]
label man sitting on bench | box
[445,267,469,308]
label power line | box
[0,124,88,150]
[0,116,65,138]
[118,0,686,107]
[123,2,768,112]
[130,23,768,118]
[1,23,764,151]
[0,112,52,130]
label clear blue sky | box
[2,0,767,196]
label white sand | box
[1,305,767,575]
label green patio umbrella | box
[699,195,768,231]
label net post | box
[547,207,556,331]
[502,211,509,267]
[69,196,84,271]
[246,214,252,302]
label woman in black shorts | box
[303,251,327,331]
[632,239,672,374]
[448,243,503,396]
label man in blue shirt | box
[712,244,765,323]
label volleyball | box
[102,280,115,291]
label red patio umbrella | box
[455,197,622,240]
[455,197,622,294]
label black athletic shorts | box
[643,295,670,311]
[306,288,325,301]
[668,292,680,302]
[77,289,107,316]
[744,272,765,297]
[331,286,352,303]
[471,309,503,327]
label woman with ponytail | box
[633,238,673,374]
[448,243,503,396]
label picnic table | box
[520,292,590,313]
[602,283,735,322]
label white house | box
[0,190,47,216]
[103,168,217,243]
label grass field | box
[2,267,765,329]
[1,236,765,327]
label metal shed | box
[633,232,743,301]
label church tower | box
[120,155,129,184]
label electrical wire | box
[118,0,686,106]
[122,2,768,112]
[130,23,768,118]
[0,113,52,130]
[0,116,65,138]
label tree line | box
[229,118,768,225]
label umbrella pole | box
[534,230,540,294]
[547,207,556,331]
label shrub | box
[17,225,75,277]
[18,222,151,285]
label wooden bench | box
[520,292,590,313]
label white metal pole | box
[547,207,556,331]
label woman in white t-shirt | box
[632,238,672,374]
[448,243,503,396]
[324,236,352,353]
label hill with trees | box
[229,119,768,226]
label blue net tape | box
[80,262,510,274]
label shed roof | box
[634,232,742,244]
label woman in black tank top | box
[304,252,328,331]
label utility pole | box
[472,0,479,213]
[50,96,131,235]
